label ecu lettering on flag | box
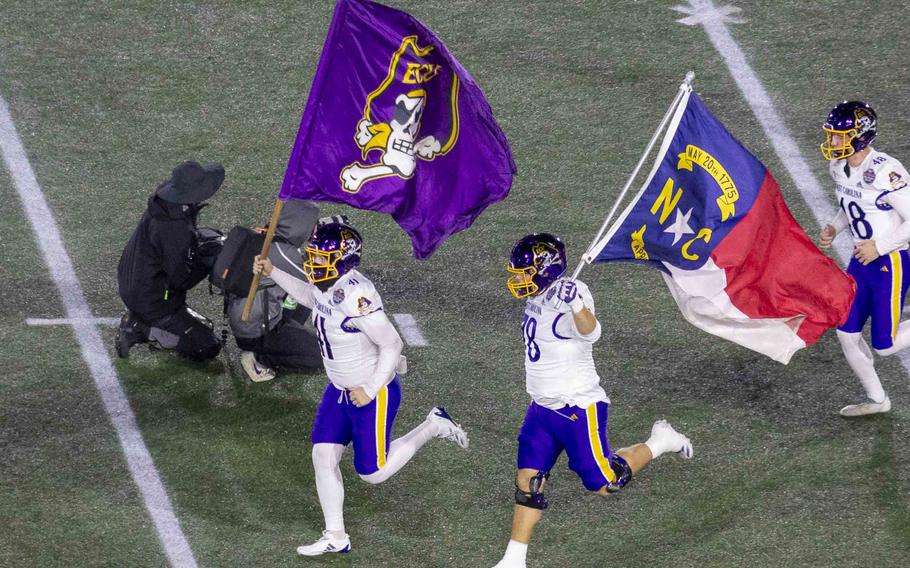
[585,89,855,364]
[279,0,515,259]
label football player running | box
[252,222,468,556]
[818,101,910,417]
[492,233,693,568]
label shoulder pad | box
[340,275,383,316]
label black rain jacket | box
[117,193,209,322]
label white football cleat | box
[428,406,469,449]
[650,419,693,459]
[840,397,891,417]
[240,351,276,383]
[296,530,351,556]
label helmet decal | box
[821,101,877,161]
[303,223,363,283]
[507,233,567,299]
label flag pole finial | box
[684,71,695,86]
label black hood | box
[147,193,203,223]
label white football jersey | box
[271,268,391,390]
[830,149,910,251]
[522,278,608,409]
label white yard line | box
[0,95,198,567]
[675,0,910,373]
[392,313,429,346]
[27,313,431,346]
[26,317,120,326]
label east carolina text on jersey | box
[831,149,910,245]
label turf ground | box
[1,1,909,566]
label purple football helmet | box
[507,233,567,298]
[821,101,877,160]
[302,222,362,283]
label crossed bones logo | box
[339,36,459,194]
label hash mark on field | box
[26,317,120,326]
[677,0,910,375]
[0,94,198,567]
[392,313,429,346]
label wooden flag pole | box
[241,199,286,321]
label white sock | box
[645,437,669,459]
[501,539,528,564]
[837,330,887,403]
[359,419,437,484]
[312,443,346,537]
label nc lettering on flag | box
[280,0,515,259]
[588,90,855,364]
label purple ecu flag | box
[280,0,516,258]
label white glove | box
[557,281,585,313]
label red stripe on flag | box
[710,172,856,346]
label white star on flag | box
[664,207,695,245]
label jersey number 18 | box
[840,197,873,239]
[522,315,540,362]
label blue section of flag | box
[594,92,767,270]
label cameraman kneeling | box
[116,160,225,361]
[228,201,325,382]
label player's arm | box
[557,281,601,340]
[252,255,316,308]
[872,192,910,256]
[349,310,404,405]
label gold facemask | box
[820,127,858,161]
[507,264,539,298]
[302,247,343,283]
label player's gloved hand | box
[558,280,585,313]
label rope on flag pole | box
[567,71,695,283]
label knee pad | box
[515,471,549,510]
[603,455,632,493]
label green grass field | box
[2,1,910,566]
